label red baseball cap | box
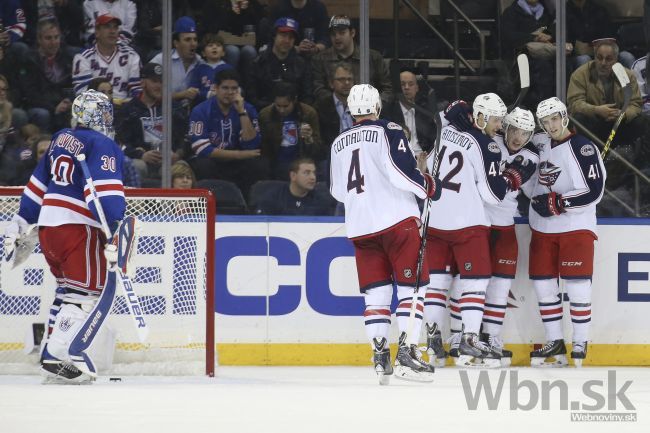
[95,14,122,27]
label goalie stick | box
[76,154,149,343]
[602,62,632,159]
[508,54,530,111]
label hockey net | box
[0,188,215,376]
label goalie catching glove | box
[531,192,566,217]
[3,214,38,267]
[104,216,140,276]
[502,155,537,191]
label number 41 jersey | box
[330,119,428,239]
[426,124,509,230]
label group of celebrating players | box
[330,84,605,384]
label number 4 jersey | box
[18,127,126,230]
[329,119,428,239]
[426,123,510,231]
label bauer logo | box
[459,370,636,421]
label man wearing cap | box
[82,0,137,44]
[311,15,393,104]
[72,13,141,103]
[567,38,646,187]
[245,17,312,110]
[151,16,203,106]
[269,0,329,56]
[116,63,184,184]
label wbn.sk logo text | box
[460,370,635,412]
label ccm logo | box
[498,259,516,265]
[562,261,583,266]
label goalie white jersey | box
[426,124,509,231]
[529,133,605,235]
[330,119,428,239]
[484,135,540,227]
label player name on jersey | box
[332,129,379,154]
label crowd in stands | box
[0,0,648,216]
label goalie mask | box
[71,90,115,139]
[348,84,382,117]
[472,93,506,133]
[536,97,569,138]
[503,107,535,152]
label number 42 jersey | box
[330,119,428,239]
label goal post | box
[0,187,216,377]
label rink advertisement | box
[215,217,650,366]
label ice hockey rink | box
[0,366,648,433]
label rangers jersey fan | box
[330,119,428,239]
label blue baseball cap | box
[174,16,197,34]
[274,17,299,36]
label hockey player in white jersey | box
[528,97,605,367]
[3,90,132,383]
[330,84,441,384]
[479,107,540,366]
[422,94,536,368]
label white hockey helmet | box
[347,84,382,117]
[503,107,535,150]
[71,89,115,139]
[535,96,569,133]
[472,92,507,128]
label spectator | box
[199,0,263,70]
[151,16,203,107]
[312,62,354,151]
[382,67,438,155]
[245,17,313,110]
[116,63,186,183]
[258,81,322,180]
[72,14,141,103]
[567,0,635,70]
[0,73,26,130]
[19,19,74,132]
[32,133,52,161]
[1,0,28,59]
[38,0,84,49]
[132,0,162,61]
[254,157,336,215]
[632,55,650,114]
[82,0,137,45]
[269,0,329,57]
[171,160,196,189]
[501,0,567,108]
[311,15,393,104]
[0,122,36,186]
[189,33,234,104]
[187,68,268,196]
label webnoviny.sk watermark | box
[459,370,637,422]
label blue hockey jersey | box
[18,127,126,232]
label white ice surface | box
[1,367,649,433]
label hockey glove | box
[105,217,140,276]
[444,100,474,131]
[502,155,537,191]
[424,173,442,201]
[531,192,566,217]
[4,214,30,260]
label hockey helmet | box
[472,93,507,129]
[347,84,382,117]
[535,97,569,135]
[503,107,535,150]
[71,89,115,139]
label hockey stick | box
[76,154,149,343]
[602,63,632,159]
[405,110,444,347]
[508,54,530,111]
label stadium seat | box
[248,180,285,211]
[195,179,248,215]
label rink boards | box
[215,217,650,366]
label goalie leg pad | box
[47,303,90,363]
[68,271,118,377]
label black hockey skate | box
[530,339,568,367]
[481,333,512,367]
[41,361,95,384]
[425,323,448,367]
[571,341,588,368]
[372,337,393,385]
[394,333,435,382]
[457,332,500,368]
